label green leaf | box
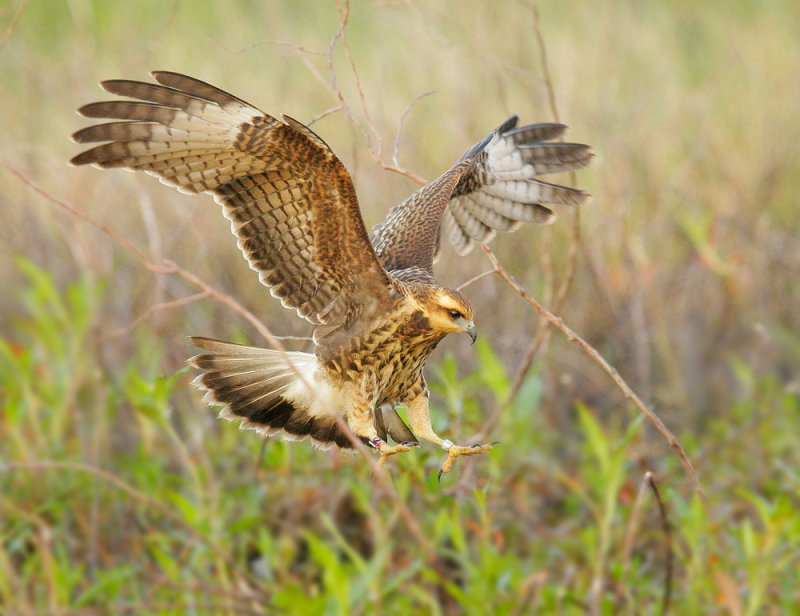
[474,338,510,400]
[577,403,610,472]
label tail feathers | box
[188,336,353,448]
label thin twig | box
[392,90,435,168]
[619,472,654,608]
[556,208,582,304]
[456,267,497,292]
[378,164,427,186]
[1,502,57,613]
[648,473,673,615]
[106,291,210,338]
[0,0,29,52]
[498,4,570,417]
[326,0,371,152]
[530,3,560,123]
[490,212,582,435]
[335,0,382,160]
[322,0,427,186]
[139,193,167,330]
[306,104,344,128]
[264,39,327,57]
[269,38,331,92]
[1,162,150,263]
[479,243,702,493]
[59,603,266,616]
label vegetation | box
[1,1,798,614]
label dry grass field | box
[1,1,799,613]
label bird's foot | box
[438,440,495,479]
[370,437,419,466]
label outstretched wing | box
[71,72,394,333]
[370,115,593,272]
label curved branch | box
[479,243,702,494]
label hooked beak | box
[464,320,477,345]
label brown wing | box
[371,115,594,272]
[71,72,395,335]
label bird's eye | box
[448,309,462,320]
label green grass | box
[2,1,800,614]
[2,259,798,613]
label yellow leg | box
[346,385,417,466]
[405,393,445,447]
[405,393,494,476]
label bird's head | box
[426,288,477,344]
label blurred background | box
[1,1,798,613]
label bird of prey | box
[71,72,592,474]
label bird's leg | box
[347,386,413,465]
[405,392,493,476]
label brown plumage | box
[71,72,592,472]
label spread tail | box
[188,336,418,448]
[188,336,352,448]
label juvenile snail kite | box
[71,72,592,474]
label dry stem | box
[479,243,702,493]
[484,3,584,436]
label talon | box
[376,442,412,466]
[401,441,421,447]
[438,442,494,477]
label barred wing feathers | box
[71,72,394,332]
[371,115,593,271]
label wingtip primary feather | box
[100,78,139,96]
[68,151,90,166]
[76,102,100,118]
